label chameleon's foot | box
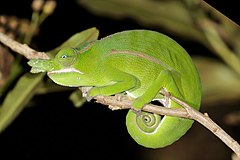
[115,94,124,101]
[160,87,171,97]
[131,107,141,117]
[115,93,132,101]
[80,87,94,102]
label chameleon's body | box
[28,30,201,148]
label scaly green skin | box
[28,30,201,148]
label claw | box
[131,107,141,117]
[159,87,171,108]
[80,87,93,102]
[160,87,171,97]
[85,95,94,102]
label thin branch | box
[168,94,240,157]
[94,95,189,118]
[94,94,240,157]
[0,32,49,60]
[0,32,240,158]
[199,19,240,75]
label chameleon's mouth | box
[47,68,84,75]
[46,68,84,87]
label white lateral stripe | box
[126,91,137,98]
[48,68,84,75]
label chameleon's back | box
[95,30,201,109]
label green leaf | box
[77,0,204,43]
[47,27,99,58]
[0,27,99,133]
[69,90,86,108]
[193,56,240,104]
[0,73,44,133]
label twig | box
[199,19,240,76]
[94,95,189,117]
[167,93,240,157]
[0,32,49,60]
[0,32,240,157]
[94,94,240,157]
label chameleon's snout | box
[27,59,40,67]
[28,59,54,73]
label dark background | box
[0,0,238,160]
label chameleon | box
[28,30,201,148]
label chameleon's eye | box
[61,55,68,59]
[56,48,77,67]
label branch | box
[0,32,240,158]
[0,32,49,60]
[94,95,188,118]
[94,94,240,157]
[168,94,240,157]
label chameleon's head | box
[28,48,84,87]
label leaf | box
[0,73,44,133]
[193,56,240,105]
[0,27,99,133]
[47,27,99,58]
[78,0,204,43]
[69,90,86,108]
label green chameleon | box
[28,30,201,148]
